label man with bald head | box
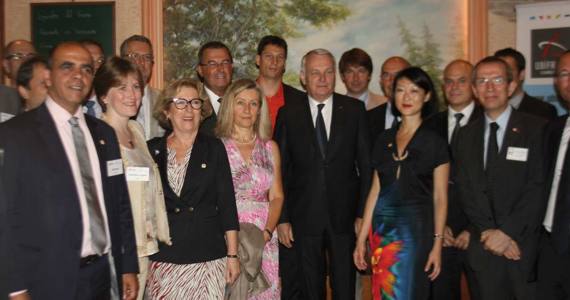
[538,50,570,299]
[0,40,34,120]
[0,41,138,299]
[367,56,410,141]
[274,48,371,299]
[425,59,483,299]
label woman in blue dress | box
[354,67,449,300]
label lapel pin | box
[154,149,160,155]
[512,127,519,133]
[99,139,106,145]
[201,163,207,168]
[388,143,393,148]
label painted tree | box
[163,0,350,83]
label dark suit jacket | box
[423,104,483,235]
[0,104,138,298]
[367,102,388,143]
[543,115,570,255]
[517,93,557,121]
[0,85,21,117]
[148,133,239,264]
[453,110,546,277]
[274,93,372,235]
[198,83,218,137]
[0,148,8,299]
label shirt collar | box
[509,91,524,109]
[485,105,512,129]
[308,94,333,109]
[448,101,475,121]
[45,96,85,127]
[204,85,222,102]
[347,90,369,102]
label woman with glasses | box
[216,79,284,299]
[93,56,171,300]
[354,67,448,300]
[145,79,240,299]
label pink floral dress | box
[222,137,279,299]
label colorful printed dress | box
[222,137,280,299]
[370,125,449,300]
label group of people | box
[0,31,568,300]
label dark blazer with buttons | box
[517,93,557,121]
[274,93,372,235]
[367,102,388,143]
[0,149,8,299]
[423,104,483,234]
[453,110,546,277]
[148,132,239,264]
[0,104,138,298]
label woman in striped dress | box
[145,79,240,299]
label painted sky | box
[286,0,466,94]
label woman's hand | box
[225,257,240,284]
[263,230,271,243]
[353,240,368,271]
[424,246,442,281]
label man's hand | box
[443,226,455,247]
[503,240,521,261]
[481,229,511,256]
[10,292,31,300]
[454,230,470,250]
[122,273,138,300]
[277,223,294,248]
[354,218,363,236]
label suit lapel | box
[327,94,346,159]
[85,117,109,178]
[35,105,72,173]
[152,137,179,200]
[469,118,486,180]
[500,111,523,160]
[179,134,208,201]
[299,96,322,159]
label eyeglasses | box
[5,52,36,61]
[172,98,204,110]
[557,71,570,80]
[125,53,154,63]
[199,60,232,69]
[474,76,506,86]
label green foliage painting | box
[163,0,350,84]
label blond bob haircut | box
[153,78,213,130]
[215,78,271,140]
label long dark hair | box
[391,66,438,118]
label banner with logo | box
[516,1,570,114]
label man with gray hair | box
[274,48,371,299]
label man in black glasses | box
[453,56,545,300]
[196,41,234,136]
[120,35,162,140]
[1,40,35,120]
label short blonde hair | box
[153,79,213,130]
[215,78,271,140]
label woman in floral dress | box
[216,78,284,299]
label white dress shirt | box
[46,97,111,256]
[447,102,475,143]
[204,86,222,115]
[82,93,103,119]
[483,105,512,168]
[348,90,369,107]
[137,85,153,138]
[509,91,524,110]
[544,116,570,231]
[385,101,399,130]
[308,95,333,139]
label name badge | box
[0,112,14,122]
[106,159,123,177]
[506,147,528,162]
[126,167,150,182]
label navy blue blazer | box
[0,104,138,299]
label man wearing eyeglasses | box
[1,40,35,121]
[366,56,409,142]
[495,47,557,121]
[120,35,163,140]
[453,56,545,300]
[196,41,233,136]
[537,50,570,299]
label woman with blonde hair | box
[145,78,240,299]
[216,78,284,299]
[93,56,171,299]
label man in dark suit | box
[537,50,570,299]
[255,35,304,129]
[274,48,371,299]
[454,56,545,300]
[495,47,557,120]
[0,147,8,298]
[0,42,138,299]
[3,40,36,88]
[196,41,234,136]
[425,59,482,300]
[367,56,409,142]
